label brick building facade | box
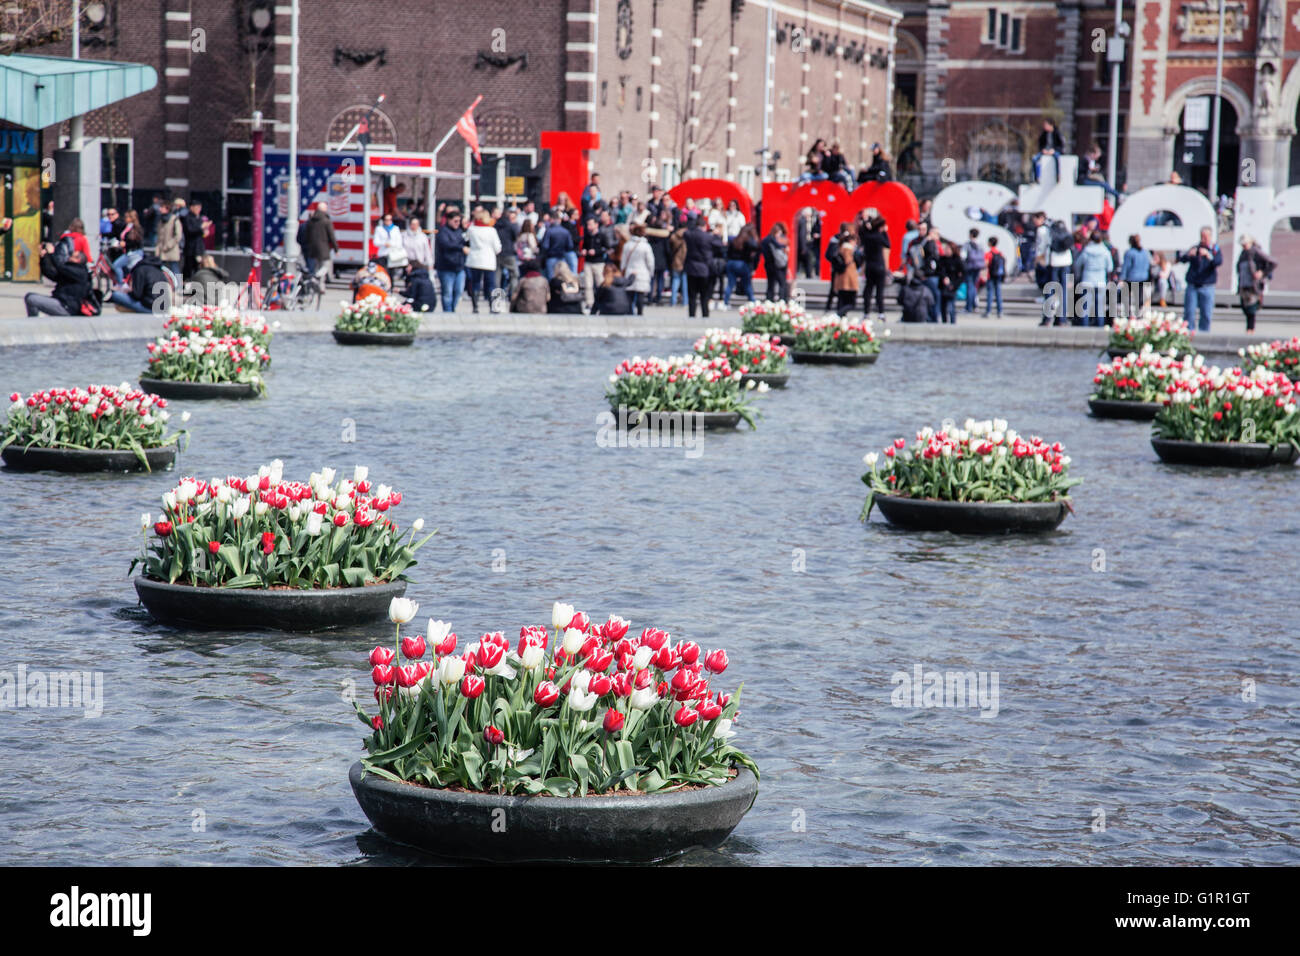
[26,0,897,254]
[894,0,1300,197]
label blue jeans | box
[112,250,143,285]
[723,260,755,305]
[544,257,561,279]
[940,294,956,324]
[983,278,1003,316]
[1079,282,1106,327]
[563,251,578,275]
[437,269,465,312]
[923,276,940,322]
[964,268,981,311]
[466,267,495,310]
[1184,284,1214,332]
[1044,266,1070,324]
[110,290,152,313]
[670,270,686,306]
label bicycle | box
[90,238,122,297]
[238,250,322,311]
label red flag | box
[456,96,483,164]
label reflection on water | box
[0,336,1296,865]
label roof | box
[0,53,158,130]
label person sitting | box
[898,273,935,324]
[351,260,392,302]
[591,262,633,315]
[403,264,438,313]
[547,260,585,314]
[110,253,171,313]
[187,255,230,306]
[1034,119,1064,183]
[511,265,551,313]
[26,244,94,316]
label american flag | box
[263,150,366,265]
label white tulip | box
[520,645,544,670]
[269,459,283,484]
[437,656,466,685]
[412,518,425,532]
[633,646,654,670]
[713,718,736,740]
[162,491,177,511]
[230,497,251,520]
[388,597,419,624]
[353,465,368,483]
[630,687,658,711]
[562,627,586,656]
[244,474,259,492]
[570,670,592,695]
[254,501,269,516]
[140,512,151,529]
[376,484,392,500]
[552,601,576,629]
[863,452,879,467]
[428,619,452,645]
[305,511,324,536]
[181,411,191,423]
[319,467,336,486]
[568,685,598,712]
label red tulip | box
[260,531,276,555]
[639,627,668,651]
[674,705,699,727]
[483,725,505,745]
[602,615,630,641]
[371,715,384,730]
[154,520,173,537]
[634,668,653,690]
[208,541,221,554]
[371,664,395,686]
[435,631,457,656]
[586,649,614,672]
[368,646,395,667]
[670,668,694,693]
[603,708,625,733]
[567,611,591,632]
[401,634,427,660]
[698,699,723,721]
[333,512,348,527]
[611,671,633,698]
[534,681,560,707]
[704,649,729,674]
[460,674,485,699]
[652,645,678,670]
[678,641,700,665]
[477,641,504,670]
[394,665,420,688]
[589,673,613,696]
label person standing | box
[580,216,610,309]
[620,223,655,315]
[181,199,206,280]
[434,210,468,312]
[722,223,760,307]
[1076,233,1112,327]
[858,215,890,322]
[832,228,862,317]
[371,213,402,273]
[962,228,985,313]
[1236,235,1276,334]
[581,173,602,221]
[684,216,722,318]
[797,208,819,279]
[401,216,432,274]
[494,207,521,297]
[465,208,501,314]
[761,222,791,303]
[1118,234,1151,315]
[645,216,671,305]
[723,200,746,240]
[1177,226,1222,332]
[304,201,339,281]
[983,236,1006,318]
[937,240,964,324]
[668,219,688,307]
[156,202,183,278]
[1038,216,1074,326]
[538,212,574,279]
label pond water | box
[1,334,1297,865]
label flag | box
[456,96,483,164]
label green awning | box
[0,53,157,131]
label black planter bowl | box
[139,376,262,400]
[791,349,879,366]
[1,444,176,473]
[625,408,744,430]
[871,494,1070,534]
[1105,346,1136,360]
[133,576,406,631]
[1150,438,1299,468]
[332,329,417,346]
[349,761,758,863]
[1087,397,1164,420]
[775,332,797,346]
[739,371,789,389]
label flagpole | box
[432,96,482,210]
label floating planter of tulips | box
[738,299,806,344]
[789,316,885,366]
[333,294,421,346]
[1106,312,1193,360]
[860,419,1080,534]
[130,461,435,631]
[606,354,765,431]
[1151,365,1300,467]
[693,328,790,389]
[1088,347,1201,420]
[1,384,189,473]
[162,304,276,348]
[348,600,758,863]
[140,323,270,401]
[1239,336,1300,382]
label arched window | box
[325,106,397,151]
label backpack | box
[988,250,1005,280]
[1049,221,1072,254]
[53,235,75,268]
[964,241,984,269]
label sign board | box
[263,149,366,266]
[504,176,525,197]
[1183,96,1211,131]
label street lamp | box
[1106,3,1129,190]
[1208,0,1226,204]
